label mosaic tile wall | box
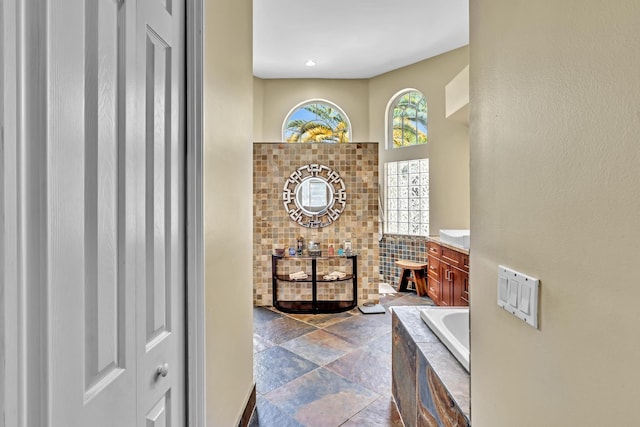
[379,235,428,289]
[253,142,379,306]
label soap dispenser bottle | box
[296,236,304,255]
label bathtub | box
[420,307,469,372]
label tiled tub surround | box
[392,306,470,427]
[253,143,379,307]
[380,235,428,288]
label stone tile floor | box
[250,291,434,427]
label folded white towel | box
[289,271,308,280]
[323,271,347,280]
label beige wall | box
[203,0,254,425]
[470,1,640,425]
[254,46,470,235]
[253,77,264,143]
[253,78,369,142]
[370,46,470,234]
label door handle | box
[156,363,169,378]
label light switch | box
[519,283,531,314]
[508,278,519,307]
[497,265,539,329]
[498,277,509,303]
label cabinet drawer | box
[461,253,470,272]
[427,276,440,303]
[441,247,464,269]
[427,255,440,280]
[427,241,441,257]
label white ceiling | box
[253,0,469,79]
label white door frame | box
[185,0,206,425]
[2,1,49,426]
[0,0,205,425]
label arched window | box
[283,99,351,143]
[388,89,427,149]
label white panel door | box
[48,1,136,425]
[135,0,186,425]
[47,0,185,425]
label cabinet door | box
[451,267,469,306]
[439,263,453,306]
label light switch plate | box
[497,265,539,329]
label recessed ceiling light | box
[305,59,317,67]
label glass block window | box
[389,90,427,148]
[283,99,351,143]
[385,159,429,236]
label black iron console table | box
[271,254,358,314]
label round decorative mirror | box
[283,164,346,228]
[295,177,334,215]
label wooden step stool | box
[395,260,428,296]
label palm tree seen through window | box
[284,101,351,143]
[390,91,427,148]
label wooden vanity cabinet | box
[427,240,469,307]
